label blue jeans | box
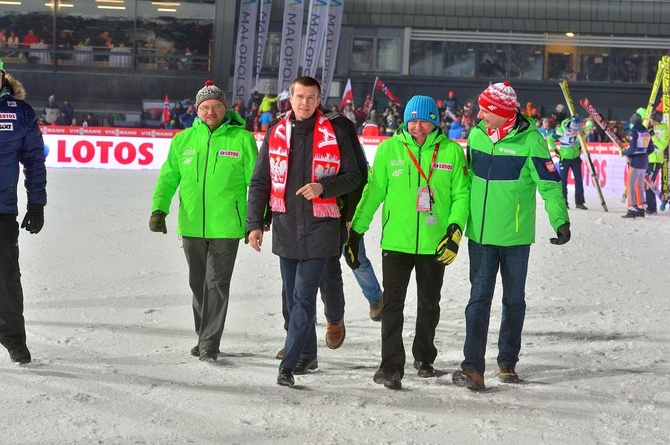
[462,240,530,376]
[560,157,585,205]
[279,257,328,371]
[346,236,383,305]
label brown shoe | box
[275,348,285,360]
[499,364,519,383]
[369,298,384,321]
[325,319,346,349]
[452,368,485,391]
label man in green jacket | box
[553,115,587,209]
[149,80,258,363]
[452,81,570,391]
[348,95,471,390]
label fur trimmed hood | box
[0,72,27,101]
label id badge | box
[416,187,433,213]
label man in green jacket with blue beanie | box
[347,95,470,390]
[149,80,258,363]
[452,81,570,391]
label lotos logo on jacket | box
[433,162,453,171]
[0,112,17,120]
[218,150,239,158]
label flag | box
[162,95,170,125]
[339,78,353,110]
[374,77,401,105]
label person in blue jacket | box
[0,57,47,365]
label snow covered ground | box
[3,168,670,444]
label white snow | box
[4,168,670,444]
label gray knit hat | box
[196,80,226,110]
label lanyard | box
[404,142,440,185]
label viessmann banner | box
[40,126,631,199]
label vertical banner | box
[301,0,330,78]
[255,0,273,86]
[232,0,259,103]
[320,0,344,100]
[278,0,305,94]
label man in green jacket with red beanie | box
[348,95,471,390]
[149,80,258,363]
[452,81,570,391]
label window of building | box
[610,48,642,84]
[350,36,399,72]
[577,47,610,82]
[409,41,475,77]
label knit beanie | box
[404,95,439,128]
[569,116,581,131]
[630,112,642,125]
[650,110,663,122]
[196,80,226,110]
[478,80,518,119]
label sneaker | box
[369,298,384,321]
[190,345,200,357]
[576,203,588,210]
[645,209,657,215]
[635,207,646,217]
[277,368,295,387]
[413,360,436,378]
[275,347,285,360]
[373,367,402,390]
[325,319,346,349]
[9,345,31,365]
[661,201,668,212]
[498,364,519,383]
[198,347,217,362]
[452,368,485,391]
[294,358,318,375]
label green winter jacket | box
[351,126,470,255]
[649,123,669,164]
[553,117,582,160]
[151,111,258,238]
[466,113,569,246]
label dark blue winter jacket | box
[0,74,47,215]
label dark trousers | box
[279,257,328,370]
[560,157,585,205]
[182,237,239,352]
[0,217,26,351]
[380,250,445,377]
[646,162,662,213]
[281,253,344,330]
[462,240,530,376]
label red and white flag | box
[162,94,170,125]
[339,78,353,110]
[374,77,402,105]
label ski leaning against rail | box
[580,97,664,203]
[558,80,608,211]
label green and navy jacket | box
[151,110,258,239]
[466,113,569,246]
[351,126,470,255]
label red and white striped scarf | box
[487,114,518,143]
[268,109,342,218]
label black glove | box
[344,230,362,270]
[21,203,44,234]
[435,223,462,265]
[149,210,167,234]
[550,222,571,245]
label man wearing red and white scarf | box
[246,76,361,388]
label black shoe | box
[635,207,646,217]
[576,203,588,210]
[277,368,295,387]
[413,360,436,378]
[190,345,200,357]
[9,345,31,365]
[373,368,402,390]
[294,358,318,375]
[198,347,217,362]
[621,209,637,218]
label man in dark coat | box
[246,76,360,387]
